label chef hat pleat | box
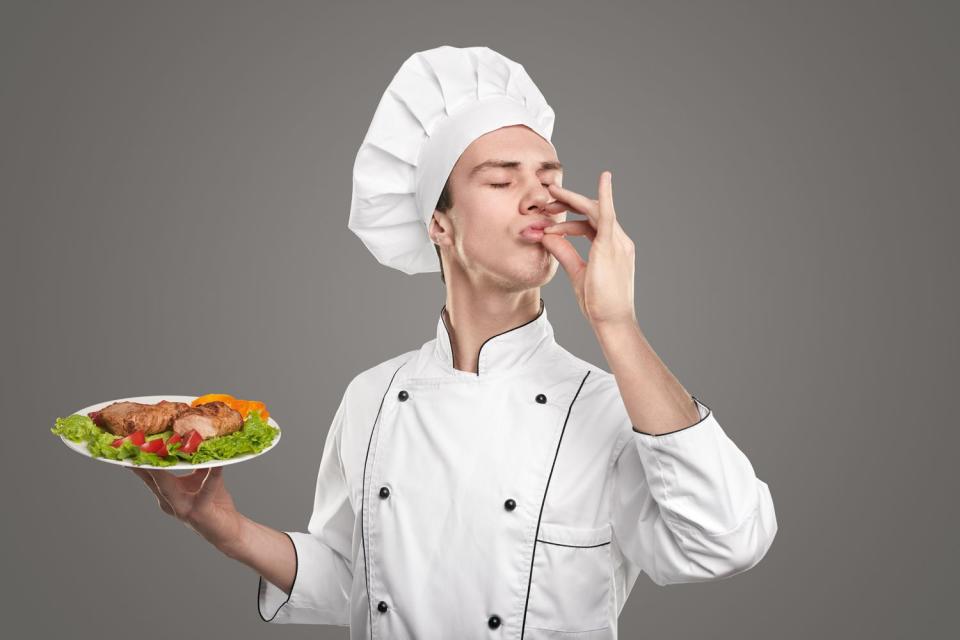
[348,45,556,275]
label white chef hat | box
[348,45,557,275]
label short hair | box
[433,176,454,284]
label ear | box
[429,211,455,248]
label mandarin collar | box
[434,298,555,377]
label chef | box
[257,45,778,639]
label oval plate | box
[56,395,282,470]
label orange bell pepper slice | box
[192,393,236,408]
[246,400,270,421]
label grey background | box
[3,1,956,638]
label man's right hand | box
[130,466,245,556]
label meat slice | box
[172,401,244,440]
[91,400,192,437]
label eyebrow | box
[468,159,564,178]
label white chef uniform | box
[257,298,778,639]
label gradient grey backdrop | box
[4,1,957,638]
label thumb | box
[541,233,586,280]
[196,466,225,501]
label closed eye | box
[489,183,551,189]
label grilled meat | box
[173,401,244,440]
[90,400,192,437]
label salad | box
[51,397,280,467]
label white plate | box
[56,395,282,470]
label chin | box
[496,255,558,291]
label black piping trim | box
[632,395,711,436]
[360,361,408,639]
[534,539,611,549]
[439,297,545,376]
[257,532,298,622]
[520,369,591,639]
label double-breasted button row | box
[399,389,544,403]
[389,387,536,631]
[378,396,398,620]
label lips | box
[519,223,553,243]
[520,220,553,242]
[523,220,553,233]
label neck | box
[442,288,542,374]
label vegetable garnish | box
[51,408,279,467]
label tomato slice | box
[168,433,182,445]
[111,437,125,448]
[128,430,146,446]
[140,439,163,454]
[181,430,203,455]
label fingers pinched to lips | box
[546,183,600,229]
[541,219,596,241]
[546,173,618,242]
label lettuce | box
[51,409,279,467]
[189,410,278,463]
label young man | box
[133,46,777,639]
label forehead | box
[454,125,558,173]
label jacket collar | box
[434,298,555,377]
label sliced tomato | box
[113,430,146,448]
[181,430,203,455]
[156,440,169,457]
[140,439,164,454]
[167,433,182,446]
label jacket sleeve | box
[257,389,354,625]
[610,396,778,586]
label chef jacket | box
[257,299,778,639]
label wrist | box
[593,316,642,351]
[218,511,251,561]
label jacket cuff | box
[632,395,710,438]
[257,532,299,622]
[257,531,351,625]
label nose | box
[522,180,553,214]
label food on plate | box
[89,400,192,437]
[173,401,244,440]
[51,395,278,467]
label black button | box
[488,615,501,629]
[398,390,409,401]
[535,393,547,404]
[379,486,390,499]
[378,600,388,613]
[504,498,516,511]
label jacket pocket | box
[526,522,613,634]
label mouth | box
[518,219,554,243]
